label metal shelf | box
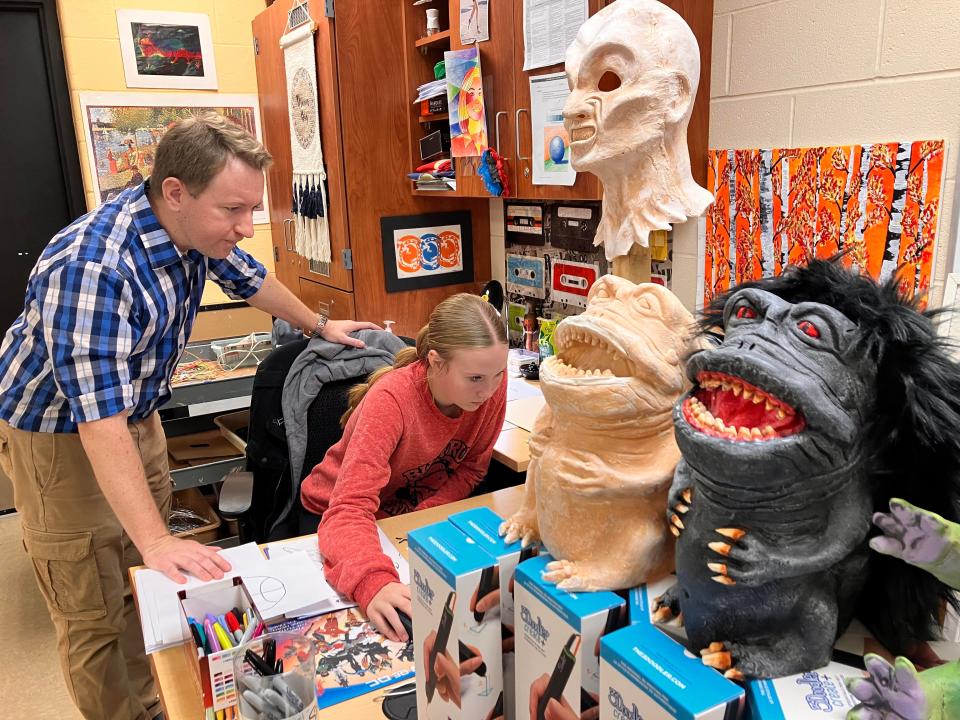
[170,456,245,491]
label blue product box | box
[448,508,539,719]
[409,521,504,720]
[746,660,865,719]
[515,554,626,719]
[600,623,744,719]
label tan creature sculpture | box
[563,0,713,261]
[500,275,696,590]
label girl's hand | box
[367,582,413,642]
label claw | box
[652,607,674,623]
[708,541,731,556]
[702,651,733,670]
[712,574,736,586]
[670,514,685,530]
[674,502,690,514]
[669,525,680,537]
[707,562,728,575]
[701,642,725,655]
[716,528,746,541]
[724,668,745,681]
[681,488,692,504]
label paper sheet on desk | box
[263,528,410,618]
[507,376,543,402]
[135,542,334,653]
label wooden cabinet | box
[402,0,712,201]
[253,0,491,338]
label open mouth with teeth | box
[682,371,806,441]
[548,326,635,379]
[570,126,596,143]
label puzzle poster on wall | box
[551,259,599,308]
[703,140,945,308]
[506,253,547,299]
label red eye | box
[736,306,757,319]
[798,320,820,338]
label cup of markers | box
[233,632,318,720]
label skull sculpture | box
[563,0,713,261]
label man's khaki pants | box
[0,414,172,720]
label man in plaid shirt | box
[0,114,376,720]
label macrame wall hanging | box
[280,7,330,264]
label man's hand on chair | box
[321,320,382,349]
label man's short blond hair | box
[149,112,272,197]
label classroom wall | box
[708,0,960,306]
[56,0,277,321]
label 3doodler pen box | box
[448,507,539,720]
[515,553,626,720]
[745,659,865,719]
[409,520,504,720]
[600,622,744,720]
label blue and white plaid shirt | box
[0,182,267,433]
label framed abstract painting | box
[380,211,474,292]
[116,10,218,90]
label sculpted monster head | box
[563,0,713,258]
[540,275,695,419]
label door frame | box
[2,0,86,220]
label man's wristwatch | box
[309,313,328,338]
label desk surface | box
[146,486,525,720]
[491,381,544,473]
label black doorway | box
[0,0,85,332]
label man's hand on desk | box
[142,534,233,584]
[320,319,382,348]
[367,581,413,643]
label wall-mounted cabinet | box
[401,0,712,201]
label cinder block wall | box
[706,0,960,305]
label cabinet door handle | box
[515,108,529,163]
[284,218,295,252]
[495,111,507,154]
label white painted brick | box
[932,175,956,289]
[672,253,699,311]
[715,0,787,13]
[880,0,960,76]
[728,0,882,95]
[709,95,793,149]
[711,14,731,98]
[792,77,960,147]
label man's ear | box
[161,176,188,212]
[663,70,692,125]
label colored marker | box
[213,622,234,650]
[204,618,221,653]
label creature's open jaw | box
[682,371,806,442]
[547,324,634,380]
[569,125,597,144]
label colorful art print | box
[703,140,945,309]
[445,47,488,157]
[116,10,217,90]
[380,212,474,292]
[273,608,414,710]
[542,125,572,172]
[78,92,267,225]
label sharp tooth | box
[753,394,763,404]
[762,425,776,438]
[603,369,613,377]
[742,388,753,400]
[703,411,715,425]
[750,428,762,440]
[731,384,741,397]
[738,427,751,440]
[776,409,786,419]
[725,427,737,439]
[765,400,774,411]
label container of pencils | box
[233,632,318,720]
[178,577,264,719]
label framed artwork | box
[702,140,945,308]
[116,10,217,90]
[380,211,474,292]
[78,92,268,225]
